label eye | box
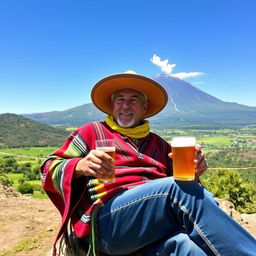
[116,98,124,103]
[130,98,139,103]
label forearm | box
[40,155,82,194]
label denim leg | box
[141,229,208,256]
[95,177,256,256]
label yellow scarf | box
[105,115,150,139]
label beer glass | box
[171,136,196,181]
[95,139,115,183]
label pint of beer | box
[96,139,115,183]
[171,136,196,181]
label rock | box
[215,198,242,223]
[216,198,256,238]
[241,213,256,226]
[0,184,20,198]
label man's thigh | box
[97,177,182,255]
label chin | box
[117,118,135,128]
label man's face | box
[112,89,148,128]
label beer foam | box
[96,147,115,152]
[171,137,196,147]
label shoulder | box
[77,121,115,140]
[70,121,104,140]
[148,132,171,149]
[150,132,168,143]
[78,121,105,131]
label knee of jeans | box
[153,176,176,189]
[166,232,195,251]
[150,177,200,197]
[151,232,194,255]
[173,232,190,244]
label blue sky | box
[0,0,255,114]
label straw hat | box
[91,73,168,118]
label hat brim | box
[91,73,168,118]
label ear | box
[142,101,149,115]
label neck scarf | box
[105,115,150,139]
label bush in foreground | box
[202,169,256,213]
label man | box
[41,73,256,256]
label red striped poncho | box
[40,121,172,252]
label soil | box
[0,184,255,256]
[0,185,60,256]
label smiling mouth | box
[120,113,133,117]
[119,111,134,117]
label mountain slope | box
[24,103,105,127]
[0,113,69,148]
[23,75,256,127]
[154,74,254,112]
[151,75,256,126]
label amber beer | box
[96,139,115,183]
[171,137,196,181]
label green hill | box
[0,113,69,148]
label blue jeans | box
[88,177,256,255]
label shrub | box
[33,184,45,194]
[202,169,256,213]
[24,171,38,181]
[17,183,34,194]
[16,162,32,174]
[0,158,19,173]
[18,178,25,184]
[0,173,13,187]
[32,165,41,180]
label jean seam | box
[98,192,170,219]
[170,196,220,256]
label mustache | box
[119,110,134,115]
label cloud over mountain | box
[150,54,204,79]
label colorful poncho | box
[40,121,173,254]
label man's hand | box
[74,150,114,179]
[194,145,208,179]
[168,144,208,179]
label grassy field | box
[1,147,57,199]
[6,173,41,190]
[1,126,255,200]
[197,137,233,147]
[0,146,57,159]
[6,173,46,199]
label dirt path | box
[0,185,255,256]
[0,186,60,256]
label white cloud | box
[172,72,204,79]
[150,54,176,74]
[150,54,204,79]
[124,70,137,74]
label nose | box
[121,100,130,109]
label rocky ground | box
[0,184,255,256]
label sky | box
[0,0,256,115]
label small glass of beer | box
[95,139,115,183]
[171,136,196,181]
